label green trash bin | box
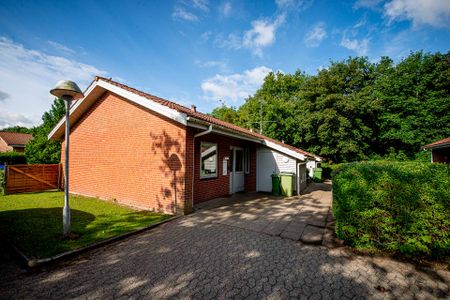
[313,168,323,182]
[271,173,281,196]
[280,173,294,197]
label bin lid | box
[271,173,281,178]
[279,172,294,176]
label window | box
[200,142,218,178]
[244,148,250,174]
[235,149,244,172]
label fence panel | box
[4,164,61,194]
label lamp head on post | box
[50,80,84,100]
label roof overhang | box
[187,117,320,162]
[423,142,450,151]
[48,79,187,140]
[48,77,321,162]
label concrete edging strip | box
[4,215,180,268]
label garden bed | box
[0,192,171,259]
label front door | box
[231,147,245,193]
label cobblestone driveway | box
[0,185,448,299]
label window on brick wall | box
[200,142,218,179]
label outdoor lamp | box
[50,80,84,236]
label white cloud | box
[0,37,107,128]
[192,0,209,12]
[201,66,272,103]
[304,22,327,47]
[200,31,212,42]
[215,32,242,49]
[340,37,370,55]
[383,0,450,28]
[195,60,228,72]
[220,1,232,17]
[243,15,285,57]
[172,7,199,22]
[276,0,313,11]
[353,0,383,9]
[0,111,38,129]
[47,40,75,55]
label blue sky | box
[0,0,449,128]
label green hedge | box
[0,152,27,165]
[333,161,450,261]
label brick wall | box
[0,138,12,152]
[61,91,188,214]
[187,129,257,204]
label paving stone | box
[1,182,448,299]
[262,223,286,236]
[280,229,302,241]
[284,221,307,234]
[300,225,324,245]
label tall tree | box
[210,52,450,163]
[25,98,66,164]
[376,51,450,157]
[210,105,240,124]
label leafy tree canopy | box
[25,98,66,164]
[0,126,32,134]
[211,52,450,163]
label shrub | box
[333,161,450,261]
[0,152,27,165]
[321,162,344,180]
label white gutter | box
[191,124,213,211]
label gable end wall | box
[61,91,189,214]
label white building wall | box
[256,147,300,192]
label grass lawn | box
[0,191,171,258]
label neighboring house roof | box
[0,131,32,147]
[423,137,450,150]
[49,76,322,161]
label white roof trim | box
[263,140,307,161]
[48,79,187,140]
[97,81,187,125]
[187,117,320,162]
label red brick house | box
[0,131,33,153]
[423,137,450,163]
[49,77,321,214]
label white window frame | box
[200,142,218,179]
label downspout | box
[191,124,213,211]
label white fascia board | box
[48,79,187,140]
[97,81,187,125]
[263,140,307,161]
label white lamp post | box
[50,80,84,236]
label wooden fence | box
[3,164,62,194]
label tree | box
[376,51,450,157]
[25,98,65,164]
[0,126,32,134]
[209,52,450,163]
[210,105,240,124]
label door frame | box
[229,146,245,193]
